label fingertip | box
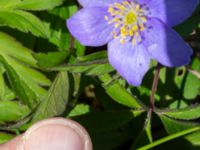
[1,118,92,150]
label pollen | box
[105,0,148,45]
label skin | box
[0,118,93,150]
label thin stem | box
[150,64,161,111]
[69,36,75,50]
[138,126,200,150]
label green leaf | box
[3,87,15,101]
[0,0,63,11]
[74,110,144,133]
[138,126,200,150]
[0,67,6,100]
[0,101,30,124]
[68,104,90,117]
[185,131,200,146]
[159,115,197,134]
[86,63,114,76]
[50,0,77,19]
[34,51,69,68]
[0,32,37,67]
[0,10,50,39]
[50,51,111,74]
[32,72,70,122]
[95,84,127,110]
[0,2,75,48]
[42,1,78,50]
[0,132,14,144]
[77,51,107,62]
[183,58,200,99]
[0,57,38,107]
[160,105,200,120]
[15,0,64,11]
[99,74,141,108]
[0,32,50,106]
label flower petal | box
[67,7,114,46]
[108,38,150,86]
[147,0,198,26]
[144,18,193,67]
[78,0,124,7]
[138,0,150,5]
[78,0,149,7]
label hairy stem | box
[150,64,161,111]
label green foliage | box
[0,101,30,124]
[32,72,70,122]
[0,0,199,149]
[73,110,143,133]
[161,105,200,120]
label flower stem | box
[69,36,75,50]
[150,64,161,111]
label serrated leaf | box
[32,72,70,122]
[0,0,64,11]
[160,105,200,120]
[99,74,141,108]
[0,10,50,39]
[0,0,78,50]
[0,56,41,107]
[0,32,37,66]
[0,32,50,106]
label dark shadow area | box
[155,138,200,150]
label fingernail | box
[18,118,92,150]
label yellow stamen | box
[106,1,148,45]
[132,25,138,31]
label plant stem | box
[69,36,75,50]
[138,126,200,150]
[150,64,161,111]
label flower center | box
[105,1,149,45]
[125,11,137,24]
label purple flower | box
[67,0,198,86]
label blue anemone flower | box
[67,0,198,86]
